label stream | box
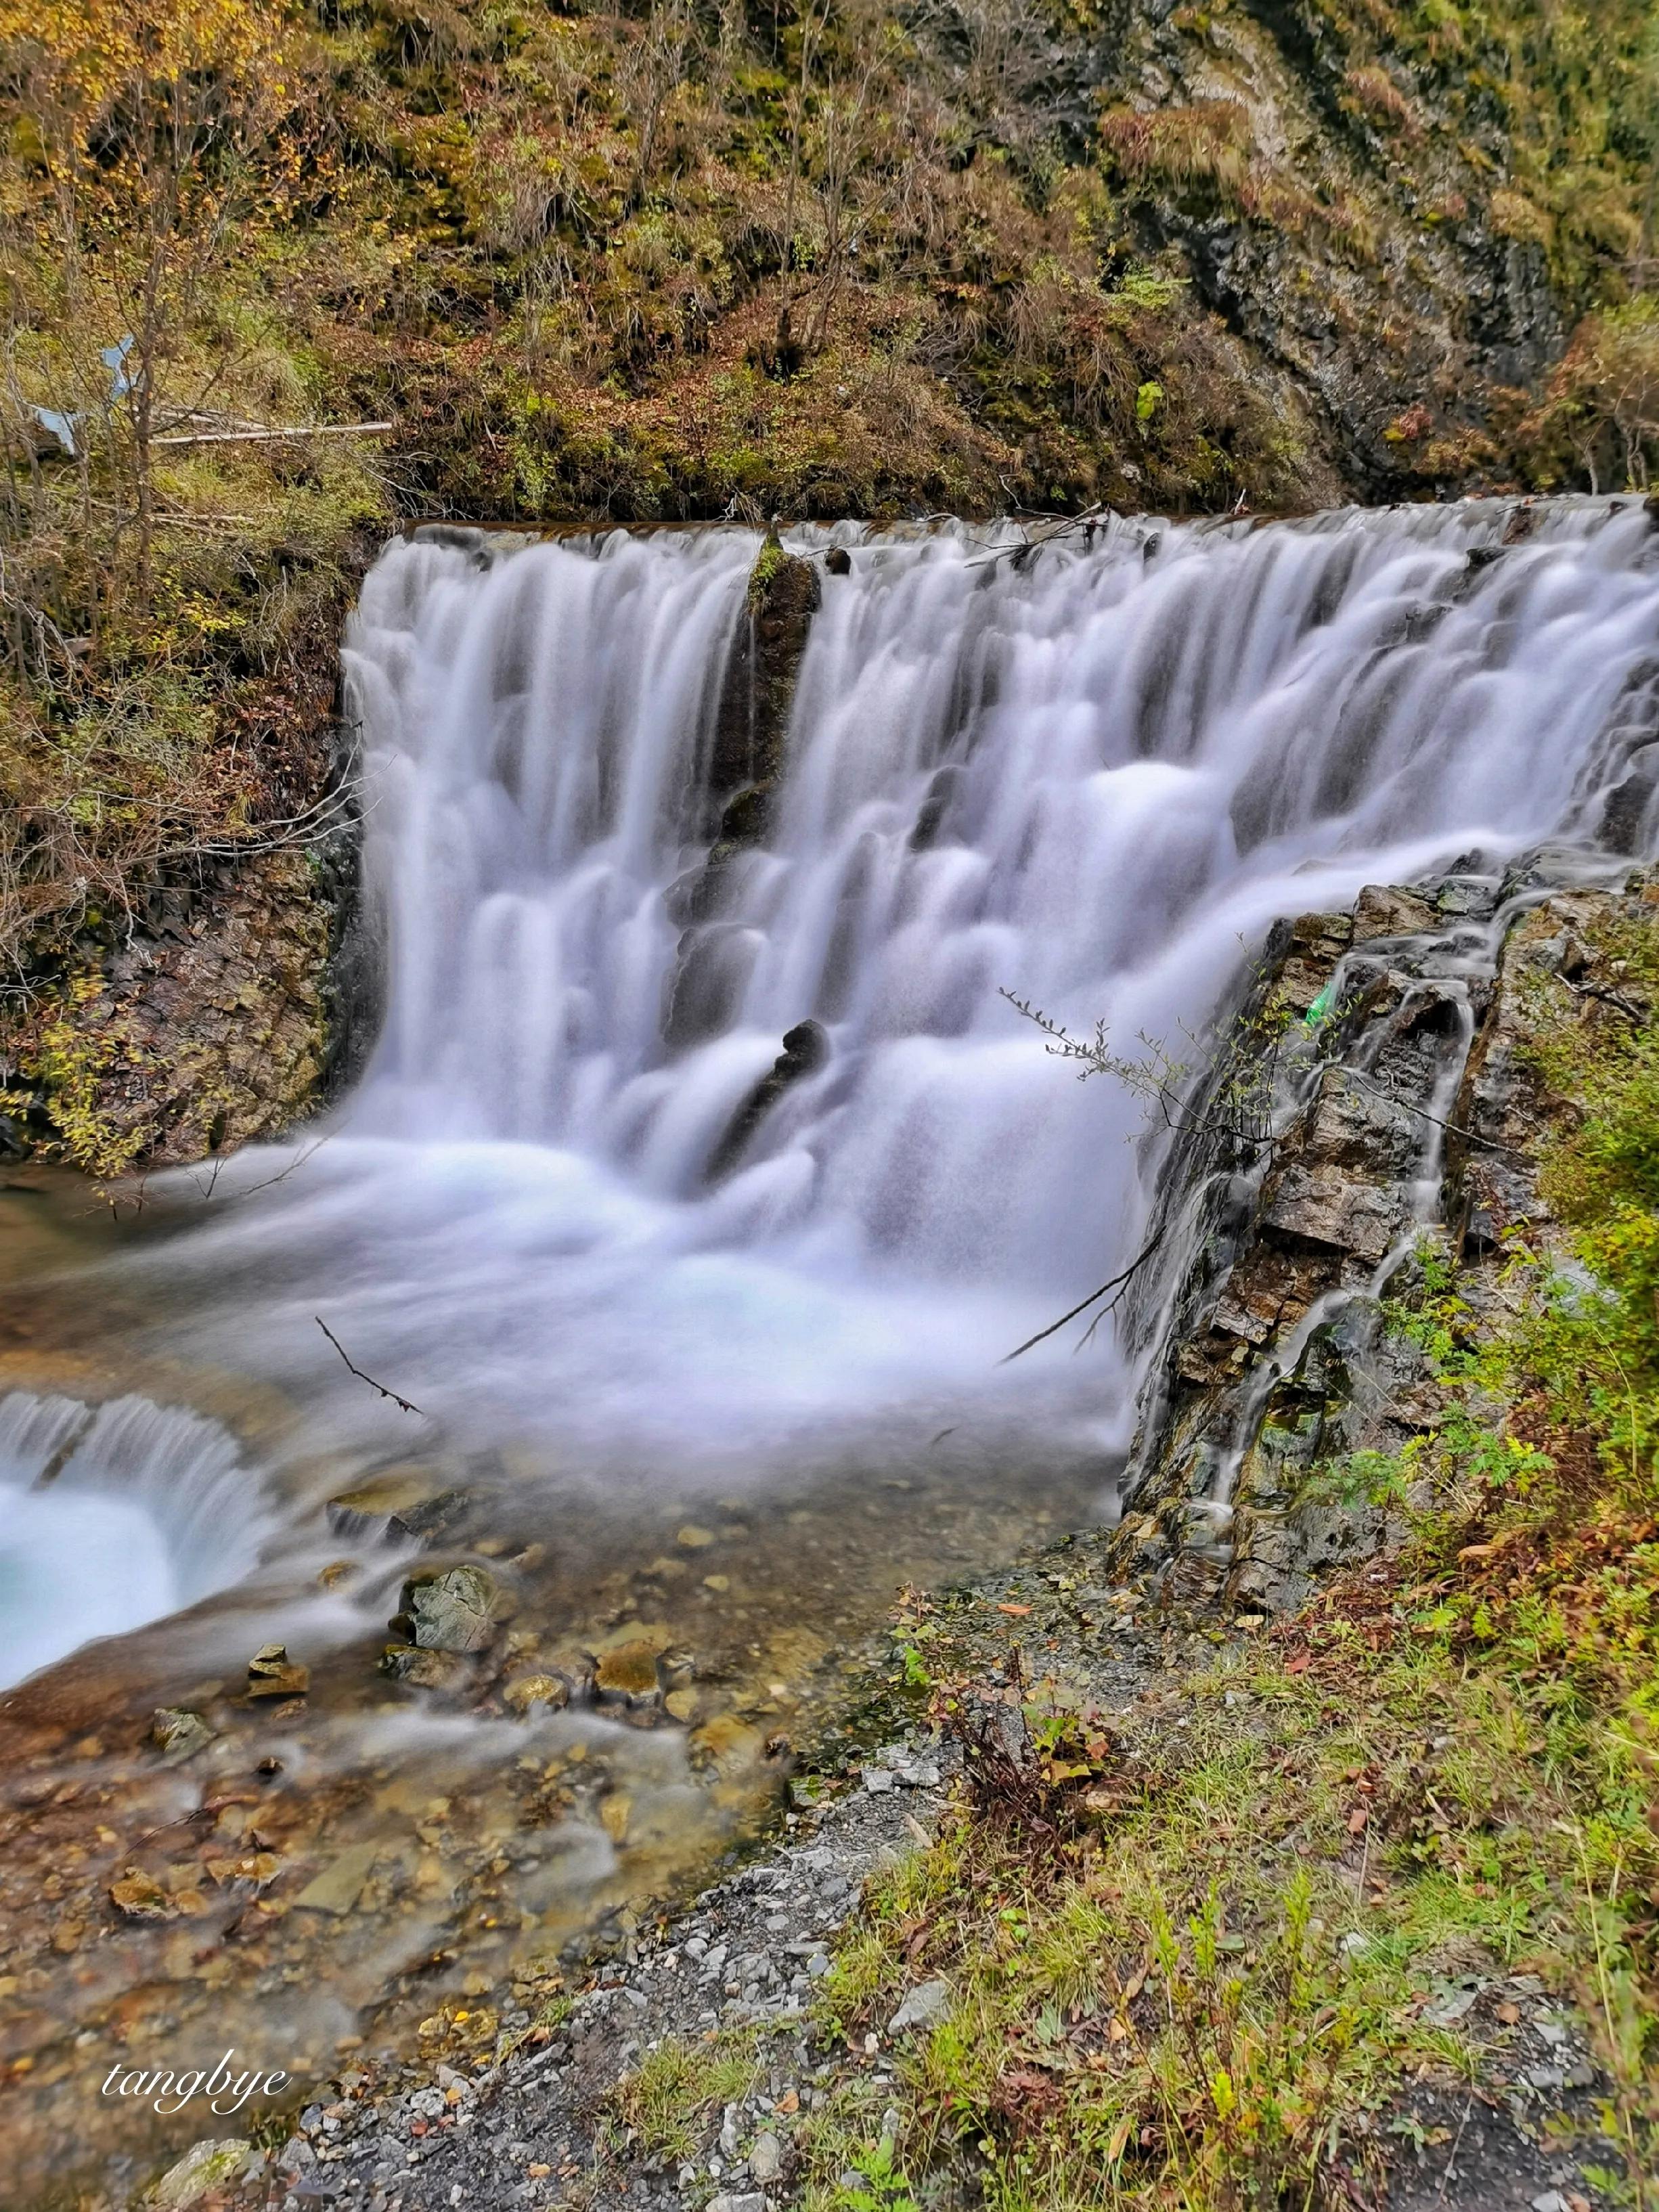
[3,495,1658,2197]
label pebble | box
[887,1977,950,2035]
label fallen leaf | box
[109,1872,176,1922]
[996,1603,1032,1617]
[1285,1652,1311,1676]
[1496,2001,1521,2025]
[1347,1807,1369,1834]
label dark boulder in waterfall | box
[707,1018,829,1180]
[707,533,822,845]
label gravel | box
[244,1737,958,2212]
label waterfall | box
[126,500,1659,1490]
[0,1393,271,1686]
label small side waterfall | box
[0,1394,271,1686]
[116,500,1659,1489]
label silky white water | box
[0,1393,271,1686]
[18,498,1659,1642]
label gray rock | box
[378,1642,466,1688]
[1421,1983,1480,2027]
[398,1564,506,1653]
[888,1977,951,2034]
[150,1707,215,1763]
[326,1469,468,1546]
[749,2131,783,2183]
[707,2196,768,2212]
[146,2141,255,2209]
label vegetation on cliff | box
[0,0,1656,1160]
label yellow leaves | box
[1,0,309,175]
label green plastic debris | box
[1304,984,1333,1027]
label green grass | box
[613,2029,764,2167]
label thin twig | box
[1341,1068,1526,1157]
[1561,973,1646,1023]
[188,1131,328,1203]
[1000,1224,1167,1365]
[965,504,1107,571]
[1435,2100,1473,2199]
[315,1317,425,1417]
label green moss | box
[747,532,790,611]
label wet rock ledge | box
[1111,852,1659,1616]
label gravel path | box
[187,1528,1620,2212]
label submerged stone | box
[399,1564,506,1652]
[380,1642,467,1689]
[292,1840,382,1914]
[150,1708,215,1763]
[503,1671,570,1715]
[110,1870,176,1922]
[594,1640,661,1703]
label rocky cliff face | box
[1113,856,1659,1612]
[0,796,354,1178]
[1083,0,1576,495]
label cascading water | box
[0,1393,271,1687]
[5,498,1658,2190]
[126,496,1659,1498]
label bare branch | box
[315,1317,425,1417]
[999,1224,1166,1363]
